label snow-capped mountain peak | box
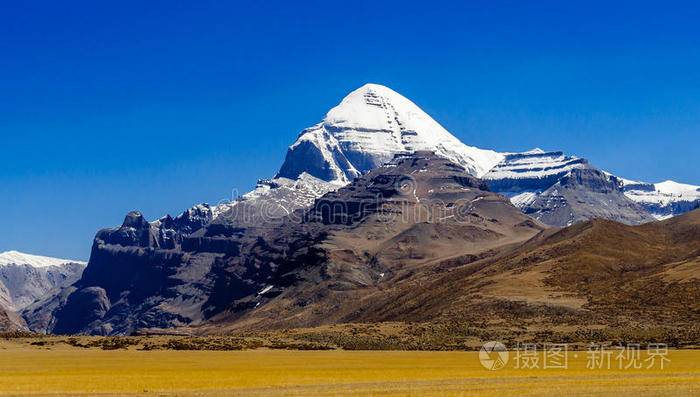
[656,180,700,195]
[619,178,700,219]
[276,83,504,183]
[0,250,85,268]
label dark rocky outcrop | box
[520,168,655,226]
[53,287,110,334]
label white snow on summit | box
[521,148,546,155]
[0,250,85,268]
[655,180,700,198]
[324,84,503,176]
[616,177,700,220]
[276,83,503,183]
[140,84,700,232]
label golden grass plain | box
[0,341,699,397]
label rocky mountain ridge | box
[483,149,655,226]
[31,152,542,335]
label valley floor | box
[0,341,698,396]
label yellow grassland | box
[0,344,698,396]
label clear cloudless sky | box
[1,1,699,260]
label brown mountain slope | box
[0,303,27,332]
[329,208,700,331]
[201,151,700,334]
[203,152,545,331]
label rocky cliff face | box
[517,169,654,226]
[40,210,220,335]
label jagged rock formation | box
[41,209,220,335]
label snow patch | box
[509,192,539,208]
[258,285,273,295]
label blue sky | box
[1,1,699,259]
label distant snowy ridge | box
[0,251,86,311]
[0,250,85,268]
[618,178,700,220]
